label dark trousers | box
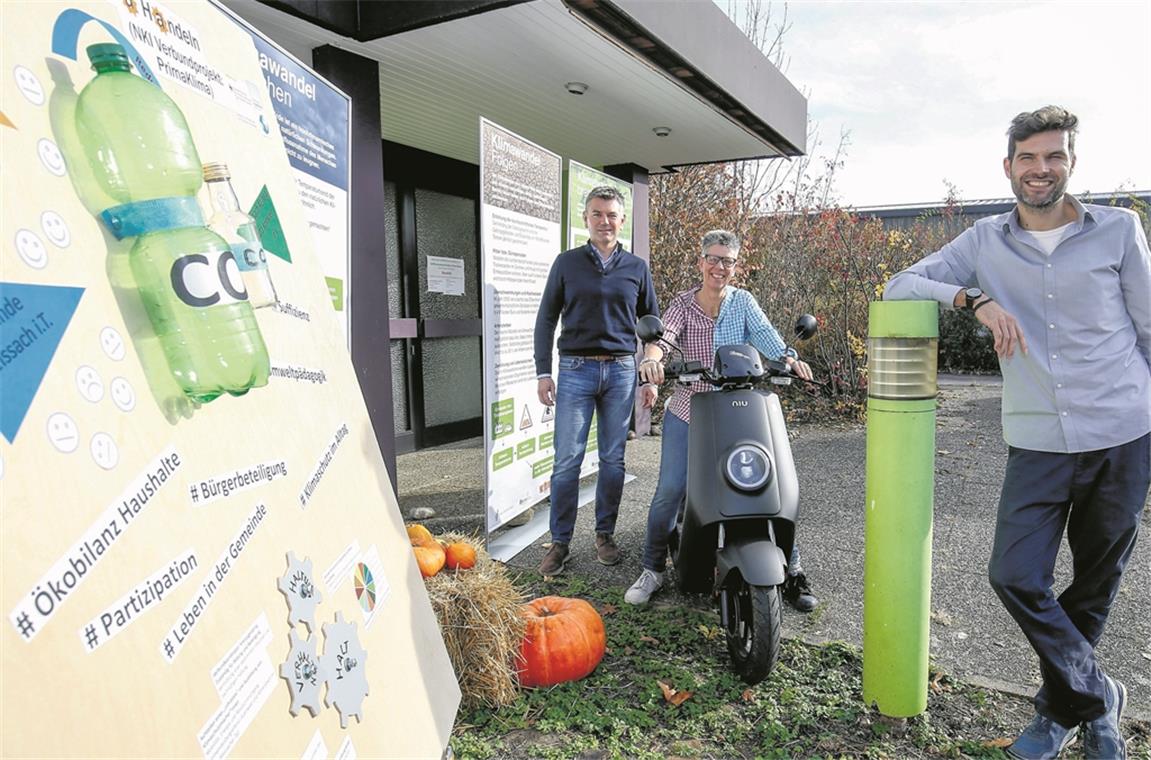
[988,433,1149,727]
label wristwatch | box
[963,287,985,310]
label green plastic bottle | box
[75,43,269,402]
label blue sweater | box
[534,243,659,375]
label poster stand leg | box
[486,474,636,563]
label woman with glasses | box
[625,229,819,611]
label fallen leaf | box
[657,680,693,706]
[930,609,953,626]
[639,635,660,645]
[741,689,755,702]
[983,738,1013,749]
[929,671,951,694]
[599,603,618,616]
[937,449,951,455]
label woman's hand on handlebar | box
[639,383,658,409]
[786,358,813,381]
[639,357,664,385]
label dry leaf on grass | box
[658,680,693,706]
[983,738,1013,749]
[639,635,659,645]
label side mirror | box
[795,314,818,341]
[637,314,664,343]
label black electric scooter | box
[637,313,818,684]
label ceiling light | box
[652,126,672,138]
[564,82,589,95]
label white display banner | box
[479,119,581,532]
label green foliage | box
[938,308,999,374]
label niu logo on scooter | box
[731,400,749,407]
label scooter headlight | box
[724,445,772,491]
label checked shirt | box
[659,286,791,423]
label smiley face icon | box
[110,376,136,412]
[13,65,45,106]
[15,229,48,269]
[75,365,104,403]
[46,412,79,453]
[90,432,119,470]
[99,326,126,361]
[37,138,67,176]
[40,211,71,248]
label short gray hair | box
[584,185,626,210]
[700,229,740,256]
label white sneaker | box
[624,569,665,605]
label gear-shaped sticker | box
[279,629,327,717]
[277,552,322,632]
[322,612,369,728]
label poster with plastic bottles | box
[0,1,459,757]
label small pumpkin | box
[444,542,477,571]
[413,543,446,578]
[517,596,606,688]
[407,524,435,546]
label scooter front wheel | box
[722,581,781,685]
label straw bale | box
[423,532,526,708]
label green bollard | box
[862,300,939,717]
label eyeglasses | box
[702,254,738,269]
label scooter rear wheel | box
[723,581,781,685]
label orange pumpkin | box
[444,542,477,571]
[407,524,435,547]
[413,543,446,578]
[517,596,606,688]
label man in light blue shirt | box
[885,106,1150,760]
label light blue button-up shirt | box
[884,196,1151,453]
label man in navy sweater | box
[533,186,659,575]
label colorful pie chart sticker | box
[354,562,376,613]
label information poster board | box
[479,119,569,531]
[228,7,352,346]
[1,1,458,757]
[566,159,633,252]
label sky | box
[755,1,1151,208]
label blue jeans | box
[549,355,636,544]
[988,433,1149,726]
[642,409,805,574]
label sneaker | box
[595,533,621,565]
[539,542,570,576]
[1007,713,1078,760]
[624,569,665,605]
[782,572,818,612]
[1081,675,1127,760]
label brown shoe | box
[595,533,621,565]
[539,542,570,576]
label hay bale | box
[423,532,525,708]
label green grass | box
[451,573,1151,760]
